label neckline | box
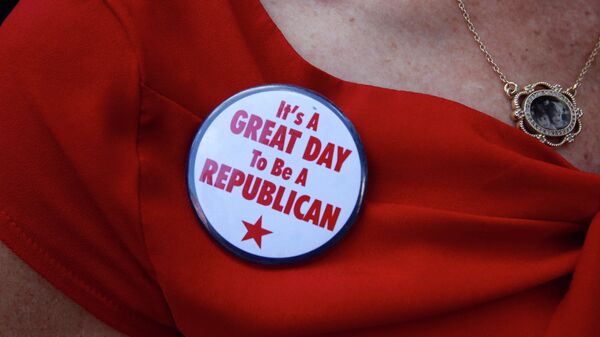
[244,0,589,173]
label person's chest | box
[261,0,600,174]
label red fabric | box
[1,1,599,336]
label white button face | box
[188,85,367,264]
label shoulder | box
[0,241,126,336]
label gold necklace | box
[457,0,600,147]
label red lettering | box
[306,112,320,131]
[294,195,310,219]
[242,175,261,200]
[282,167,292,180]
[258,119,276,145]
[225,169,245,192]
[284,190,297,215]
[283,104,299,120]
[334,147,352,172]
[269,125,287,151]
[230,110,248,134]
[250,149,262,168]
[320,204,341,231]
[285,128,303,154]
[302,136,321,161]
[199,158,218,185]
[294,112,304,125]
[304,199,322,225]
[244,114,263,141]
[294,168,308,187]
[316,143,335,169]
[272,186,286,212]
[257,180,277,206]
[271,157,284,177]
[198,158,341,233]
[214,164,232,190]
[276,100,286,118]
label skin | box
[0,242,126,337]
[2,1,599,335]
[262,0,600,173]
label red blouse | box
[1,1,599,336]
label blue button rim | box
[187,84,368,266]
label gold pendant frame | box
[509,82,583,147]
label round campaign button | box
[187,85,367,265]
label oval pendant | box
[510,82,583,147]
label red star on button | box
[241,216,273,248]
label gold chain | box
[571,37,600,94]
[456,0,600,97]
